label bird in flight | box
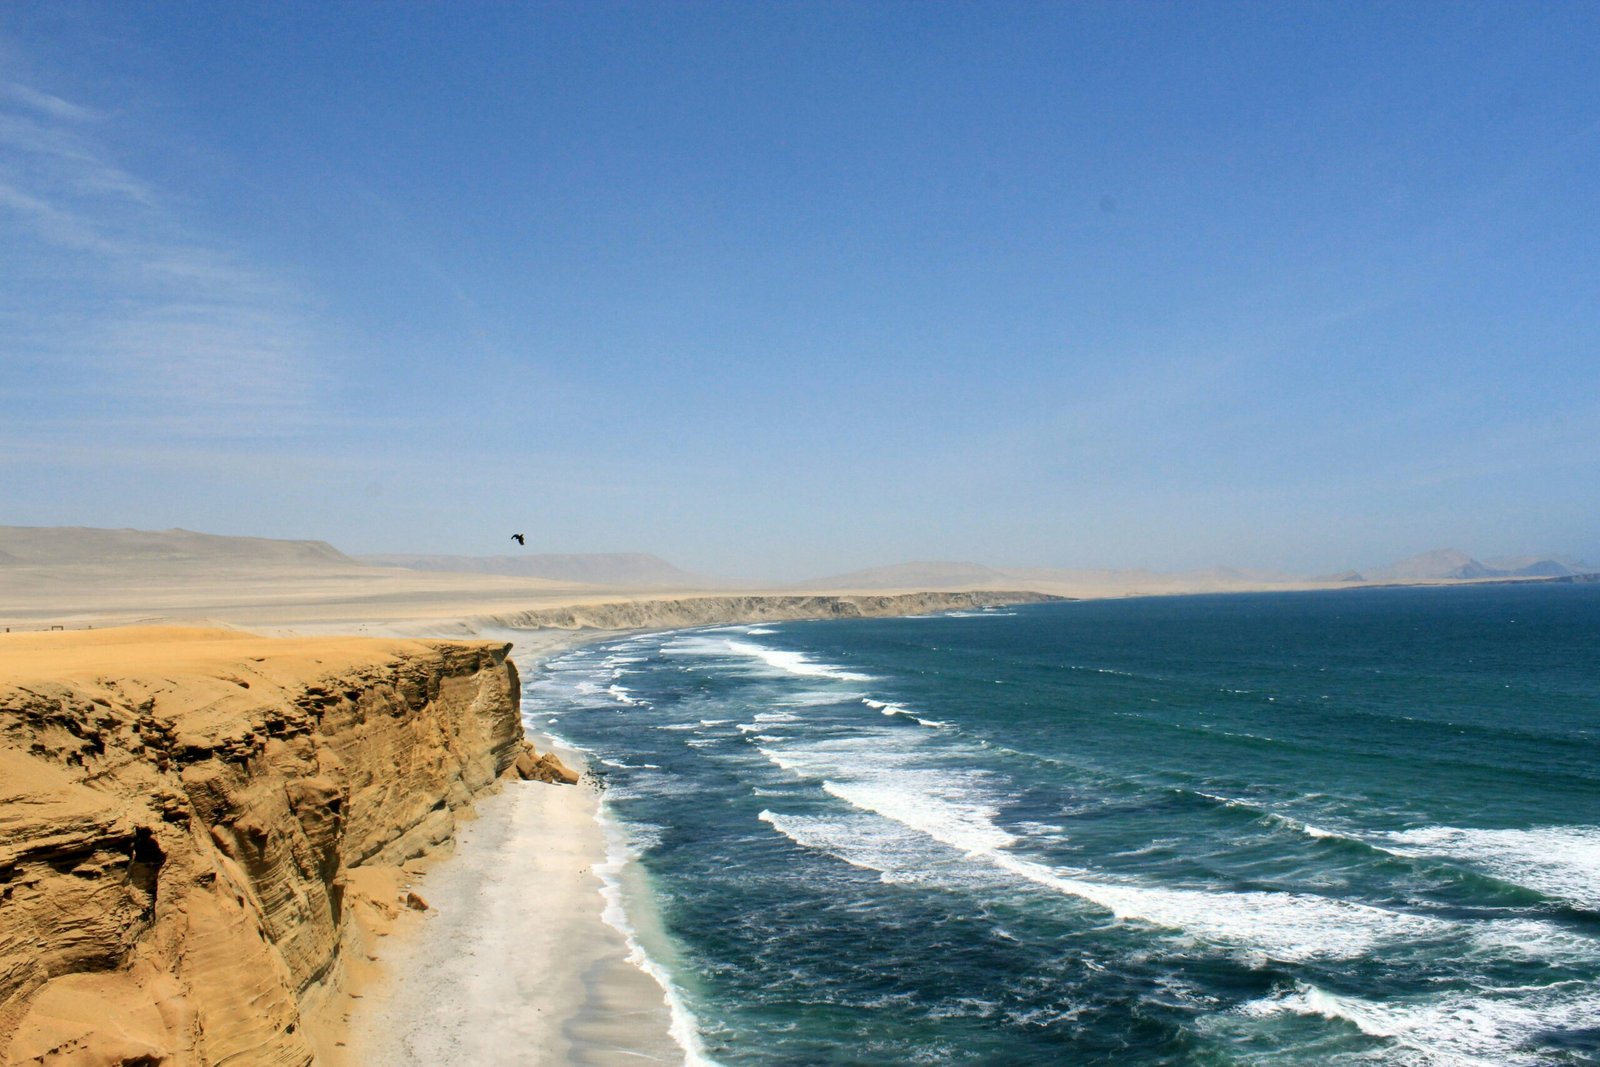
[511,533,525,545]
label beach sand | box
[334,630,685,1066]
[341,757,681,1066]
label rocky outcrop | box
[511,744,579,785]
[0,629,535,1067]
[482,590,1065,631]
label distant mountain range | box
[794,560,1301,592]
[1325,548,1595,583]
[0,526,354,568]
[803,552,1598,592]
[2,528,1591,593]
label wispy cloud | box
[0,73,328,441]
[2,80,102,123]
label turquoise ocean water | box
[524,585,1600,1065]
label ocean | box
[523,584,1600,1065]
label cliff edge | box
[482,590,1065,631]
[0,627,544,1067]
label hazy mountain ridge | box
[797,560,1304,592]
[1482,554,1594,577]
[0,526,353,568]
[1333,548,1595,583]
[3,528,1591,596]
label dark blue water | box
[522,585,1600,1065]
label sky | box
[1,1,1596,580]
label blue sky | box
[2,2,1596,578]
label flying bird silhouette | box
[511,533,525,545]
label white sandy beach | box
[333,626,689,1066]
[344,751,683,1066]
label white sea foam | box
[751,786,807,797]
[745,627,778,635]
[758,741,1447,961]
[1194,792,1353,843]
[1378,825,1600,909]
[757,810,977,885]
[595,757,663,771]
[1237,979,1600,1066]
[606,684,640,706]
[593,806,721,1066]
[761,789,1440,961]
[725,640,875,681]
[861,697,949,729]
[821,780,1017,855]
[663,634,873,682]
[1467,918,1600,964]
[990,853,1450,962]
[775,690,858,708]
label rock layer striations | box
[0,628,528,1066]
[483,590,1065,631]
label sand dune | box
[0,526,609,634]
[358,551,724,589]
[0,529,1060,635]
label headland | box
[1,526,1585,1064]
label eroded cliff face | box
[483,590,1065,631]
[0,628,528,1067]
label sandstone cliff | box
[0,628,542,1067]
[481,590,1064,631]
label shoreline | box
[341,628,689,1066]
[0,588,1060,1065]
[8,585,1583,1062]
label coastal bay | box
[4,528,1594,1064]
